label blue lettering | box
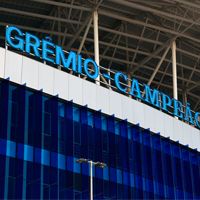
[56,46,76,71]
[77,54,82,74]
[174,99,184,119]
[42,40,55,63]
[144,84,160,108]
[184,103,194,125]
[6,26,24,50]
[195,112,200,128]
[161,93,172,112]
[114,72,127,93]
[25,32,40,57]
[84,58,99,79]
[129,79,141,99]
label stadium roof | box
[0,0,200,111]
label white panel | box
[163,114,174,139]
[68,74,83,105]
[22,56,39,89]
[171,118,183,143]
[0,48,5,78]
[181,123,191,147]
[82,80,97,110]
[153,109,165,135]
[191,129,200,151]
[122,96,134,122]
[96,85,109,114]
[38,63,54,94]
[5,50,22,83]
[53,69,69,101]
[143,105,156,131]
[109,90,122,118]
[181,122,200,150]
[132,100,145,127]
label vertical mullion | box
[15,85,26,198]
[22,88,29,198]
[40,94,45,200]
[3,80,10,200]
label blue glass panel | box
[103,166,109,181]
[190,153,200,198]
[115,121,120,135]
[0,139,7,155]
[41,149,50,166]
[72,158,81,173]
[130,173,134,187]
[120,120,127,137]
[65,102,73,155]
[171,145,184,199]
[93,111,101,129]
[101,116,107,131]
[110,167,117,182]
[34,148,41,164]
[24,144,33,162]
[58,104,65,117]
[87,111,93,127]
[80,124,88,158]
[93,112,102,161]
[80,106,87,124]
[11,85,26,143]
[66,101,73,120]
[73,106,80,122]
[135,175,143,190]
[117,169,122,184]
[58,153,66,170]
[95,167,103,179]
[28,91,43,149]
[0,80,9,139]
[67,156,73,172]
[6,140,16,157]
[127,126,131,140]
[107,115,115,133]
[123,171,131,185]
[81,163,89,176]
[50,152,58,168]
[74,122,81,144]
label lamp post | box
[76,158,107,200]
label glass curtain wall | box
[0,79,199,199]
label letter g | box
[6,26,24,50]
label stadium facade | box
[0,1,200,198]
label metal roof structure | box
[0,0,200,111]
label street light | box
[76,158,107,200]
